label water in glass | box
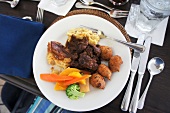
[51,0,68,6]
[135,0,170,32]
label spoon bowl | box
[147,57,164,75]
[138,57,165,109]
[10,0,19,8]
[0,0,20,8]
[80,0,113,10]
[109,0,129,6]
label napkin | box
[125,4,169,46]
[38,0,76,16]
[0,14,44,78]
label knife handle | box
[129,74,143,113]
[138,75,153,109]
[121,71,136,111]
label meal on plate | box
[40,27,123,100]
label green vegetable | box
[66,84,85,100]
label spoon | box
[0,0,20,8]
[138,57,165,109]
[80,0,113,10]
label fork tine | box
[36,8,39,22]
[80,25,98,33]
[116,10,129,13]
[36,8,44,23]
[40,8,44,23]
[114,15,128,18]
[39,8,44,23]
[117,13,129,16]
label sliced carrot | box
[59,68,80,76]
[54,82,68,90]
[68,72,86,85]
[40,74,74,82]
[64,75,91,86]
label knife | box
[129,36,152,113]
[121,34,145,111]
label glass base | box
[51,0,67,6]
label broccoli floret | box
[66,84,85,100]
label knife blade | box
[138,37,152,75]
[129,36,152,113]
[121,34,145,111]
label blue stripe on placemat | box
[27,96,42,113]
[27,96,56,113]
[45,103,56,113]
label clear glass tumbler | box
[51,0,68,6]
[135,0,170,32]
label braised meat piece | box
[70,60,79,68]
[66,35,101,72]
[66,35,88,54]
[50,41,71,60]
[84,45,93,57]
[92,44,101,57]
[84,44,101,58]
[78,52,98,72]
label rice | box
[67,27,100,45]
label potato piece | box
[80,78,90,93]
[109,55,123,72]
[90,73,105,89]
[100,46,113,60]
[98,64,112,80]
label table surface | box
[0,0,170,113]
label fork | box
[36,7,44,23]
[80,25,145,53]
[75,2,128,18]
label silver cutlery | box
[109,0,129,6]
[138,57,165,109]
[0,0,19,8]
[129,36,152,113]
[22,16,33,21]
[36,7,44,23]
[80,25,145,53]
[121,34,145,111]
[75,2,129,18]
[31,0,40,1]
[80,0,113,10]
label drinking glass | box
[135,0,170,33]
[51,0,68,6]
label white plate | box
[33,14,131,112]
